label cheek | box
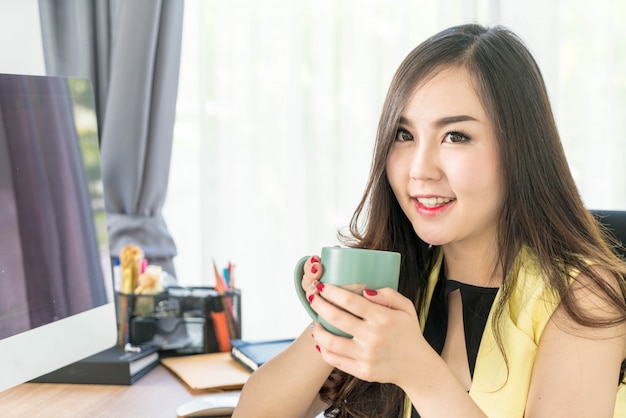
[448,153,502,198]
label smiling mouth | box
[415,197,456,208]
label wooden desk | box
[0,365,215,418]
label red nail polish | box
[315,345,321,352]
[311,264,318,274]
[310,256,320,263]
[317,283,325,292]
[308,294,314,303]
[364,289,378,296]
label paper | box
[161,352,251,391]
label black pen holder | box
[116,286,241,355]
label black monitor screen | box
[0,74,111,340]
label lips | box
[415,196,455,208]
[412,195,456,216]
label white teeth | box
[417,197,454,208]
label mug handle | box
[294,255,317,321]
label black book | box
[31,345,159,385]
[230,338,294,372]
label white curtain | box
[165,0,626,340]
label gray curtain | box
[38,0,111,137]
[39,0,184,276]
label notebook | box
[161,352,250,391]
[230,338,294,372]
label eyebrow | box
[398,114,479,128]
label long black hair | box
[320,23,626,418]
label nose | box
[408,141,441,181]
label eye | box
[395,128,413,142]
[443,131,471,143]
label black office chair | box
[591,210,626,259]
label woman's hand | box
[309,283,426,387]
[300,259,484,416]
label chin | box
[413,229,449,247]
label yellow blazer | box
[404,248,625,417]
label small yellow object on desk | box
[134,265,165,317]
[120,244,144,292]
[118,244,144,345]
[135,265,165,295]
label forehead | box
[402,66,488,123]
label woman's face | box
[386,66,504,253]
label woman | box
[233,23,626,417]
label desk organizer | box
[117,286,241,355]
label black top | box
[412,273,499,417]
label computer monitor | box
[0,73,117,392]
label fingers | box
[362,287,415,313]
[310,286,422,384]
[302,255,322,301]
[310,300,386,382]
[310,320,353,360]
[312,284,416,334]
[309,283,366,335]
[313,283,381,319]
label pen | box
[223,267,229,289]
[227,261,235,290]
[212,259,238,341]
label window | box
[165,0,626,340]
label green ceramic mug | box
[294,247,401,337]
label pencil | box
[212,259,238,340]
[210,311,231,352]
[212,259,228,293]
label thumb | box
[363,287,412,312]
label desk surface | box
[0,365,213,418]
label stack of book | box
[31,345,159,385]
